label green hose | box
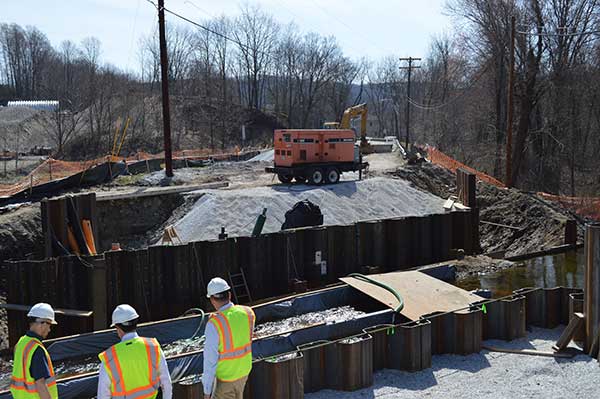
[348,273,404,313]
[182,308,207,339]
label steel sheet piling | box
[569,292,585,345]
[325,334,373,391]
[248,353,304,399]
[298,340,329,393]
[363,324,394,370]
[388,320,432,372]
[476,295,526,341]
[585,224,600,352]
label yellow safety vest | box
[10,335,58,399]
[98,337,162,399]
[209,305,255,382]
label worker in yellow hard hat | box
[202,277,255,399]
[10,303,58,399]
[97,304,172,399]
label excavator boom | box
[340,103,368,141]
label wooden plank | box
[588,330,599,357]
[0,303,92,317]
[480,220,524,231]
[553,312,584,352]
[340,271,483,321]
[483,344,577,358]
[90,258,108,330]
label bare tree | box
[232,4,279,110]
[34,107,84,157]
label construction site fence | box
[424,145,600,221]
[2,208,480,346]
[0,149,261,200]
[0,285,581,399]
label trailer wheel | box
[308,168,324,185]
[325,167,340,184]
[294,176,307,184]
[277,174,293,184]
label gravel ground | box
[139,161,275,189]
[247,149,274,162]
[169,177,447,242]
[307,326,598,399]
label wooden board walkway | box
[341,271,484,321]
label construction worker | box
[97,304,172,399]
[202,277,255,399]
[10,303,58,399]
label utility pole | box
[399,57,421,150]
[505,15,516,188]
[158,0,173,177]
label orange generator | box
[265,129,368,185]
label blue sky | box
[3,0,453,73]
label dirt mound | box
[0,205,42,262]
[388,163,581,257]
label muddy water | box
[0,306,365,390]
[456,249,584,298]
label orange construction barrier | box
[425,145,506,188]
[82,219,97,255]
[67,226,81,255]
[0,147,254,198]
[424,145,600,221]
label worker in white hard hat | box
[10,303,58,399]
[97,304,172,399]
[202,277,255,399]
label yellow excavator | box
[323,103,372,152]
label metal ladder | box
[228,268,252,304]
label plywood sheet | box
[341,271,483,321]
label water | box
[456,249,584,298]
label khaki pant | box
[212,376,248,399]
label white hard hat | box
[207,277,231,298]
[27,303,58,325]
[111,304,139,327]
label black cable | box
[405,61,493,110]
[144,0,273,58]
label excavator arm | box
[340,103,368,144]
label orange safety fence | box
[0,146,248,198]
[424,145,506,188]
[538,193,600,221]
[424,145,600,221]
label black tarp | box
[281,200,324,230]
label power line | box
[405,62,492,110]
[516,29,600,37]
[144,0,271,58]
[126,0,142,72]
[184,0,216,19]
[276,0,374,58]
[304,0,394,56]
[516,23,600,37]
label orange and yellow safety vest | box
[209,305,255,381]
[98,337,162,399]
[10,335,58,399]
